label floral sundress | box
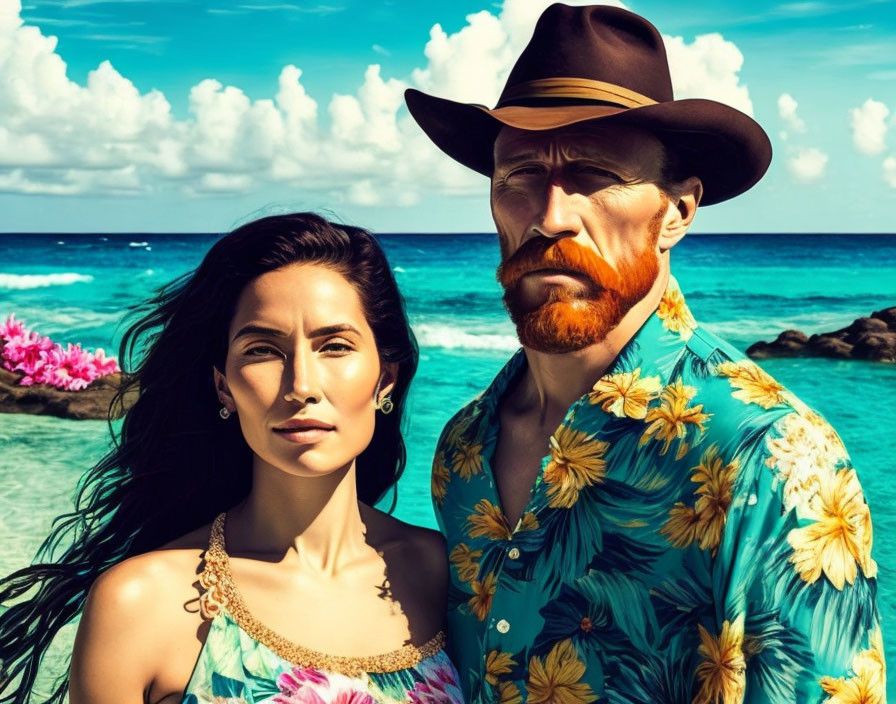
[182,514,465,704]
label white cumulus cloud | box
[664,32,753,116]
[883,157,896,189]
[0,0,758,205]
[787,146,828,182]
[777,93,805,140]
[850,98,890,156]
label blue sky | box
[1,0,895,233]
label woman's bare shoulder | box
[71,533,212,704]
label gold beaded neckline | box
[198,512,445,675]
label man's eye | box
[506,165,545,178]
[576,165,622,180]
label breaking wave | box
[0,273,94,290]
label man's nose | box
[532,181,582,239]
[283,349,321,404]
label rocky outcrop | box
[747,307,896,363]
[0,367,137,420]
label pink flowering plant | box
[0,314,120,391]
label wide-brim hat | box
[405,4,772,206]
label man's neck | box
[516,268,670,424]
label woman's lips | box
[272,419,335,444]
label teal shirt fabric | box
[432,283,884,704]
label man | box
[405,4,883,703]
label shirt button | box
[507,547,520,560]
[496,619,510,634]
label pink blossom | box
[272,689,326,704]
[331,691,375,704]
[278,667,330,691]
[408,664,464,704]
[0,314,26,340]
[0,314,120,391]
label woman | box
[0,213,463,704]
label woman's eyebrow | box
[308,323,360,338]
[231,324,288,342]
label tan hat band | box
[498,77,658,109]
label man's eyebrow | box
[495,150,544,167]
[231,324,288,342]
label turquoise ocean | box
[1,232,895,697]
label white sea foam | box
[0,273,94,290]
[702,311,859,341]
[6,306,121,330]
[129,241,148,247]
[414,323,519,351]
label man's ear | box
[658,177,702,252]
[213,367,236,412]
[376,362,399,403]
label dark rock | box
[806,335,854,359]
[748,309,896,363]
[0,367,137,420]
[832,317,889,338]
[851,332,896,362]
[746,329,808,358]
[871,307,896,329]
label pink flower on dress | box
[273,689,327,704]
[278,667,331,691]
[331,691,375,704]
[408,663,464,704]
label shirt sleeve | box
[717,408,884,704]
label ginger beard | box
[497,199,667,354]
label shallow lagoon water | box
[1,232,895,697]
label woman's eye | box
[246,345,279,356]
[321,340,353,354]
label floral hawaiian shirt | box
[431,281,884,704]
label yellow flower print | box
[431,452,450,507]
[819,628,886,704]
[692,446,739,555]
[657,286,697,340]
[468,572,497,621]
[661,447,738,555]
[444,411,475,449]
[694,616,746,704]
[452,437,484,480]
[543,425,609,509]
[787,468,877,590]
[496,681,523,704]
[449,542,482,584]
[640,380,711,459]
[527,639,597,704]
[766,411,849,513]
[467,499,512,541]
[590,368,662,419]
[485,650,517,685]
[660,502,700,549]
[715,359,787,409]
[516,511,539,533]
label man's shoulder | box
[675,323,815,445]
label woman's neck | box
[226,458,370,577]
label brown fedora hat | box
[405,3,772,206]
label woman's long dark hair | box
[0,213,418,703]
